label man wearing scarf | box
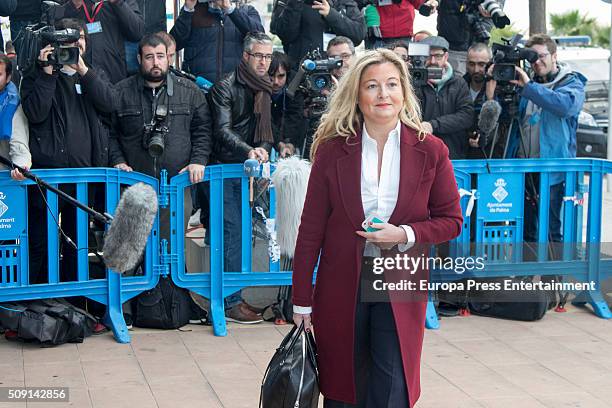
[0,54,30,181]
[414,35,474,159]
[208,32,274,324]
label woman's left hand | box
[356,223,407,250]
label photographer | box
[488,34,586,243]
[207,32,275,324]
[437,0,505,76]
[60,0,145,84]
[170,0,264,83]
[414,36,474,159]
[110,33,211,183]
[271,0,365,70]
[20,18,115,284]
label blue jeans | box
[204,179,243,308]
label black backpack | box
[0,299,97,347]
[133,276,192,329]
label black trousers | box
[324,258,409,408]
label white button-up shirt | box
[293,122,415,315]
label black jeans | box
[324,258,409,408]
[524,180,565,244]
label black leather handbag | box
[260,322,320,408]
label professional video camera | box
[490,34,538,104]
[286,50,342,158]
[286,49,342,117]
[483,34,538,158]
[465,0,510,43]
[18,1,80,75]
[407,42,443,87]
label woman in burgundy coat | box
[292,49,463,407]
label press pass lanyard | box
[83,1,104,23]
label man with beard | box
[206,32,275,324]
[20,18,115,284]
[415,35,473,159]
[110,33,212,240]
[464,42,491,158]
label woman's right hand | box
[293,313,313,332]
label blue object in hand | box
[244,159,260,177]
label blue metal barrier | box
[166,159,612,337]
[2,159,610,343]
[0,168,160,343]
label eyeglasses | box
[329,53,354,61]
[247,52,273,62]
[537,52,551,60]
[428,53,446,61]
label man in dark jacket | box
[207,32,275,324]
[0,0,17,53]
[415,36,473,159]
[6,0,40,55]
[20,18,115,284]
[170,0,263,84]
[271,0,366,69]
[464,42,492,158]
[110,33,212,183]
[59,0,144,84]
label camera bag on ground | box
[260,322,319,408]
[437,277,550,321]
[132,276,192,329]
[0,299,97,347]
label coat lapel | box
[337,133,366,230]
[388,125,428,226]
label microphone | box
[195,76,213,91]
[170,67,213,91]
[0,155,158,274]
[477,100,502,148]
[102,183,158,273]
[244,159,260,208]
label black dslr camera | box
[465,0,510,43]
[407,43,443,87]
[143,105,169,158]
[18,1,80,74]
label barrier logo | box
[492,178,508,203]
[0,192,7,218]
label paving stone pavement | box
[0,302,610,408]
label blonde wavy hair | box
[310,48,427,161]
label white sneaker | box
[188,209,202,227]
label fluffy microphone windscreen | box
[271,157,311,257]
[103,183,158,273]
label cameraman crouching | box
[488,34,586,244]
[110,33,213,238]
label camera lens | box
[148,133,165,157]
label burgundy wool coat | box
[292,123,463,407]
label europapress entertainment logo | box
[0,191,8,218]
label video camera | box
[490,34,538,104]
[18,1,80,75]
[286,50,342,117]
[465,0,510,43]
[407,43,442,87]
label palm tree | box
[550,9,609,48]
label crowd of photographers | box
[0,0,585,323]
